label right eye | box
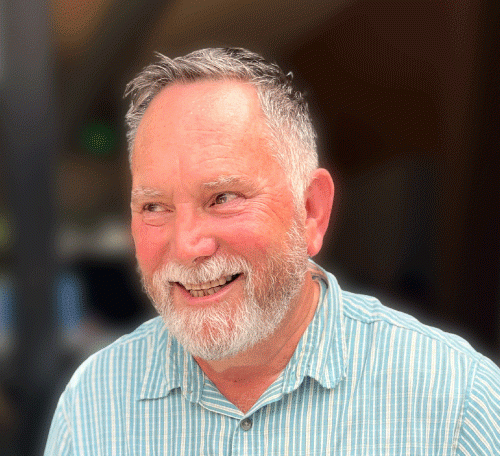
[143,203,165,213]
[140,203,172,226]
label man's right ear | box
[303,168,335,257]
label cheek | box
[131,218,169,274]
[219,220,284,260]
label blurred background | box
[0,0,499,454]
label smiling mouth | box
[178,274,241,298]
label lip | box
[173,274,244,306]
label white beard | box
[140,217,309,360]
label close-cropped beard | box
[140,217,309,360]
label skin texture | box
[130,80,334,412]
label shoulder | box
[321,267,500,393]
[329,275,500,451]
[340,286,485,364]
[319,267,500,453]
[45,318,175,454]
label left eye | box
[212,192,237,205]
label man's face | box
[130,80,309,359]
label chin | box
[158,294,270,360]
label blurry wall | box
[0,1,499,455]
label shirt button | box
[240,418,252,431]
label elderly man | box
[45,48,500,455]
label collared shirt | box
[45,264,500,455]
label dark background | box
[0,1,499,454]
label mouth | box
[177,273,241,298]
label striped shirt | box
[44,264,500,455]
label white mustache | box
[155,255,252,285]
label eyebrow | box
[131,176,254,202]
[131,186,165,201]
[202,175,253,190]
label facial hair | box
[140,217,309,360]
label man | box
[45,48,500,455]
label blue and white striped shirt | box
[45,265,500,455]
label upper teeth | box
[183,275,233,291]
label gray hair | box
[124,47,318,205]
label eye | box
[138,203,172,226]
[211,192,238,206]
[143,203,165,213]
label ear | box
[303,168,335,257]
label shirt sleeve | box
[455,357,500,455]
[44,390,74,456]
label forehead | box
[135,80,266,148]
[131,80,284,185]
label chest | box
[72,377,460,456]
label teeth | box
[182,275,236,297]
[184,275,231,291]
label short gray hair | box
[124,48,318,205]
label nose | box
[170,205,217,265]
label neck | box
[194,271,320,412]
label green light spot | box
[81,122,117,157]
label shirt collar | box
[139,322,205,401]
[281,261,347,393]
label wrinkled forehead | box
[130,79,289,191]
